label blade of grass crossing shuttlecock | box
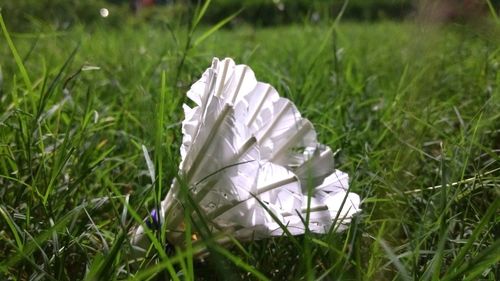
[165,156,258,238]
[181,67,218,163]
[269,120,314,163]
[108,183,179,280]
[328,190,359,234]
[180,182,241,273]
[190,142,259,201]
[294,147,335,187]
[206,165,299,224]
[184,103,233,180]
[179,178,195,280]
[251,194,302,249]
[142,145,155,186]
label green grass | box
[0,13,499,280]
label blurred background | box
[2,0,499,31]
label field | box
[0,12,499,280]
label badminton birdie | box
[130,58,360,256]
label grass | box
[0,10,499,280]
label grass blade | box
[378,238,411,281]
[0,13,32,90]
[193,9,242,48]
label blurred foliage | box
[205,0,414,25]
[1,0,116,31]
[1,0,414,31]
[1,0,499,31]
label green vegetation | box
[0,0,418,30]
[0,4,499,280]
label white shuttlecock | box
[131,58,360,255]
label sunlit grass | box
[0,14,498,280]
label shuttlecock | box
[131,58,360,256]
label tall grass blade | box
[485,0,499,22]
[0,13,32,90]
[0,205,23,251]
[378,238,411,281]
[193,9,242,48]
[192,0,212,29]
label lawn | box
[0,13,499,280]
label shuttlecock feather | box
[131,58,360,255]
